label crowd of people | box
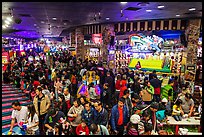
[3,50,202,135]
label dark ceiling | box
[2,2,202,39]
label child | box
[75,119,89,135]
[172,99,183,121]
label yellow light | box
[2,25,6,29]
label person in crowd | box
[131,93,145,115]
[102,83,112,109]
[126,114,140,135]
[110,98,129,135]
[42,85,51,100]
[67,98,84,128]
[119,75,127,98]
[138,110,152,135]
[150,74,161,102]
[56,93,68,115]
[54,77,63,95]
[71,72,78,97]
[75,119,90,135]
[180,93,194,117]
[91,100,109,127]
[9,101,29,133]
[63,88,73,110]
[172,99,183,121]
[122,89,132,119]
[44,107,66,135]
[143,81,154,105]
[88,83,98,102]
[33,86,51,135]
[104,71,115,98]
[147,102,160,134]
[82,102,94,128]
[132,77,142,97]
[142,123,153,135]
[26,104,40,135]
[115,74,122,102]
[149,70,156,81]
[89,123,110,135]
[161,80,174,102]
[79,96,88,107]
[173,76,180,100]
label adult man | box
[33,86,51,134]
[110,98,129,135]
[44,107,66,135]
[180,93,194,117]
[122,89,132,119]
[91,100,109,127]
[150,74,162,102]
[9,101,29,132]
[81,102,94,127]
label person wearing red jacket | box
[76,119,90,135]
[119,76,127,98]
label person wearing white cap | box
[126,114,140,135]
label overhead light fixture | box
[189,8,196,11]
[146,9,152,12]
[41,21,45,24]
[176,14,180,17]
[98,12,101,19]
[126,18,129,20]
[106,17,110,20]
[5,20,11,25]
[120,2,127,4]
[4,24,9,27]
[34,24,37,26]
[6,17,12,22]
[158,5,165,9]
[2,25,6,29]
[52,17,57,20]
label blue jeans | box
[35,129,40,135]
[173,115,182,121]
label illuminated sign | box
[129,34,164,52]
[92,34,102,44]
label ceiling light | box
[146,9,152,12]
[5,20,11,24]
[41,21,45,24]
[158,5,165,9]
[52,17,57,20]
[176,14,180,17]
[34,24,37,26]
[6,17,12,22]
[2,25,6,29]
[120,2,127,4]
[189,8,196,11]
[106,17,110,20]
[126,18,129,20]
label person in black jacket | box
[91,100,109,127]
[122,89,132,119]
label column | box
[184,19,201,90]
